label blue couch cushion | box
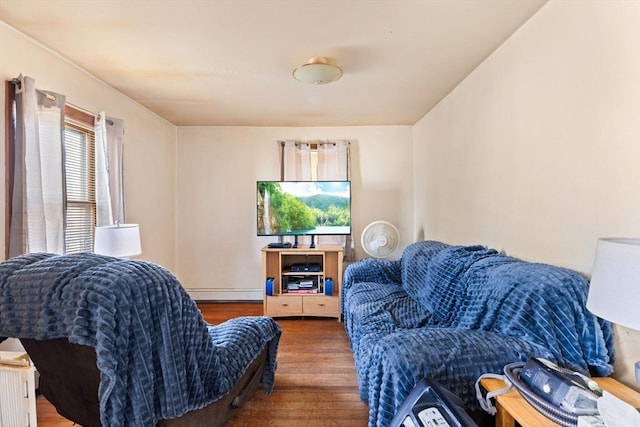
[364,327,555,427]
[343,257,402,316]
[402,243,496,325]
[343,281,432,344]
[343,281,433,401]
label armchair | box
[0,253,281,427]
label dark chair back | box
[21,338,101,427]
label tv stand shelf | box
[262,245,343,320]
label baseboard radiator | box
[0,352,37,427]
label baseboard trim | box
[185,288,263,301]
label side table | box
[480,377,640,427]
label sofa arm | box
[343,258,402,294]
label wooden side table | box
[480,377,640,427]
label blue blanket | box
[343,241,615,427]
[402,244,614,374]
[0,253,282,427]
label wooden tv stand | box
[262,245,343,320]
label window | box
[63,107,96,253]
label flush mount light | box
[293,57,343,85]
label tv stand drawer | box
[265,296,303,316]
[303,296,339,316]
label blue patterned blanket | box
[0,253,281,427]
[343,241,615,427]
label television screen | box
[257,181,351,236]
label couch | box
[0,252,282,427]
[342,240,615,427]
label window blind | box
[64,123,96,253]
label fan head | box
[361,221,400,258]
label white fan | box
[361,220,400,258]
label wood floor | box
[35,302,370,426]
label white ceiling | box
[0,0,546,127]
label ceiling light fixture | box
[293,57,343,85]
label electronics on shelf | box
[267,242,291,248]
[290,263,321,272]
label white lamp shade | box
[94,224,142,257]
[587,238,640,330]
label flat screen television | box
[257,181,351,240]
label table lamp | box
[94,223,142,258]
[587,238,640,384]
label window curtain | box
[9,75,66,256]
[95,113,125,226]
[281,140,312,246]
[282,140,312,181]
[317,140,354,261]
[280,139,354,261]
[317,140,349,181]
[8,75,125,257]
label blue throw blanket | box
[401,244,614,375]
[0,253,282,427]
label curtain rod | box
[10,77,56,102]
[70,104,115,126]
[10,78,114,126]
[279,140,350,146]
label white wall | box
[414,0,640,388]
[0,21,178,270]
[176,126,413,300]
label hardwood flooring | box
[35,302,370,426]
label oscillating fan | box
[361,220,400,258]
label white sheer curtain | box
[282,140,312,181]
[281,139,354,260]
[281,140,312,246]
[8,75,126,257]
[317,140,349,181]
[317,140,354,261]
[95,113,126,226]
[9,75,65,256]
